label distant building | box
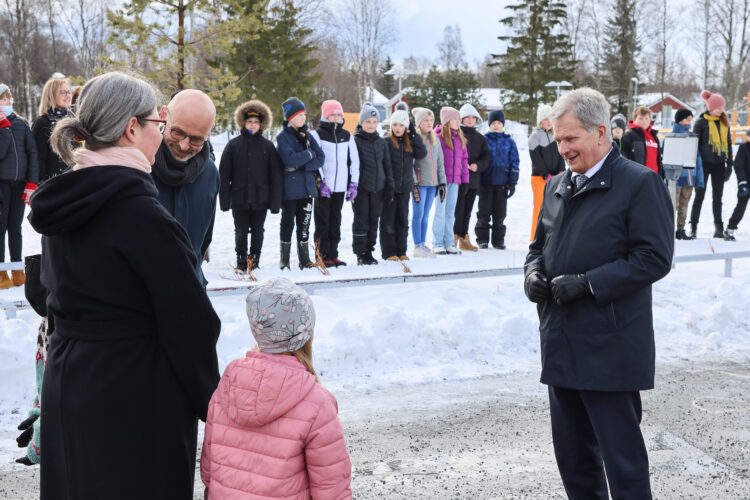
[636,93,694,128]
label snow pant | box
[675,186,693,230]
[453,187,477,237]
[548,386,651,500]
[352,189,383,256]
[728,194,750,230]
[530,175,547,241]
[411,186,436,246]
[280,197,313,244]
[690,162,725,226]
[232,208,267,257]
[314,192,345,260]
[432,183,459,248]
[0,180,25,262]
[475,185,508,246]
[380,191,411,259]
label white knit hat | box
[537,103,553,127]
[412,107,434,127]
[390,109,410,127]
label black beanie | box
[282,97,306,121]
[674,108,693,124]
[488,109,505,125]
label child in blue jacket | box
[276,97,325,270]
[672,109,704,239]
[476,110,519,249]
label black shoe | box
[724,229,736,241]
[298,241,313,269]
[357,252,378,265]
[714,223,724,238]
[248,253,260,270]
[332,257,347,267]
[492,240,506,250]
[280,242,291,270]
[675,229,689,240]
[477,242,488,249]
[236,253,248,272]
[688,223,697,239]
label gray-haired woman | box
[28,71,221,500]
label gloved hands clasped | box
[550,274,591,305]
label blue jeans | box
[411,186,436,246]
[432,183,459,248]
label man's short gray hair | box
[550,88,612,143]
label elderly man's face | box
[553,111,609,174]
[162,102,213,161]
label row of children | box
[609,90,750,241]
[219,97,521,271]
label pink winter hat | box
[701,90,726,113]
[321,99,344,119]
[440,106,460,125]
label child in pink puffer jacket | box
[201,277,352,499]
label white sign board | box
[662,135,698,169]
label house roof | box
[637,92,694,112]
[364,87,389,106]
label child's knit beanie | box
[700,90,726,113]
[440,106,460,125]
[282,97,306,122]
[412,107,434,127]
[488,109,505,125]
[321,100,344,120]
[245,277,315,354]
[359,101,379,125]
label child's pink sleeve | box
[200,398,217,495]
[305,395,352,500]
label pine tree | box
[408,68,484,118]
[491,0,575,121]
[378,56,396,98]
[603,0,639,115]
[218,0,321,128]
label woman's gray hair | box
[550,87,612,143]
[50,72,159,166]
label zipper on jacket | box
[333,126,339,190]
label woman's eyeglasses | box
[59,90,73,96]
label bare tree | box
[1,0,38,118]
[337,0,394,106]
[437,25,467,70]
[712,0,750,106]
[60,0,108,78]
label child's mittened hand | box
[412,185,420,203]
[319,180,332,198]
[505,184,516,198]
[345,182,358,202]
[438,184,446,202]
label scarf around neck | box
[72,146,152,173]
[703,113,729,158]
[152,140,210,186]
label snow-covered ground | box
[1,121,750,469]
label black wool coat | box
[525,148,674,391]
[32,109,69,181]
[385,132,427,193]
[28,165,221,500]
[354,125,394,193]
[219,129,283,212]
[460,125,491,189]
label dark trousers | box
[453,187,478,237]
[475,185,507,246]
[232,208,267,257]
[280,197,313,243]
[728,195,749,230]
[0,181,25,262]
[690,162,725,225]
[380,191,410,259]
[548,386,652,500]
[352,189,383,255]
[314,192,345,260]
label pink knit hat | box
[440,106,460,125]
[701,90,726,113]
[321,99,344,119]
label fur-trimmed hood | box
[234,100,273,131]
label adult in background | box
[524,88,673,500]
[32,77,73,182]
[528,103,565,241]
[454,103,490,251]
[152,89,219,287]
[689,90,733,238]
[28,71,220,500]
[0,83,39,289]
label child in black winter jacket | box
[219,100,282,271]
[352,102,393,265]
[381,107,427,261]
[726,139,750,240]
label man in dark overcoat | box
[524,87,674,499]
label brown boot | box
[0,271,12,289]
[459,234,478,252]
[11,269,25,286]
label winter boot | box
[11,269,25,286]
[236,253,248,272]
[357,252,378,265]
[332,257,347,267]
[0,271,12,290]
[248,253,260,270]
[713,222,724,238]
[724,228,736,241]
[459,234,478,251]
[298,241,313,269]
[675,228,689,240]
[477,241,488,249]
[688,222,698,239]
[385,256,400,261]
[492,240,506,250]
[279,242,291,270]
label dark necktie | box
[574,174,588,192]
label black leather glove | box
[459,183,469,195]
[412,185,421,203]
[438,184,446,202]
[724,165,733,182]
[524,271,551,303]
[505,184,516,198]
[408,122,417,140]
[16,414,38,448]
[550,274,591,305]
[384,187,394,204]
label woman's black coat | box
[28,165,221,500]
[32,110,69,181]
[693,112,734,169]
